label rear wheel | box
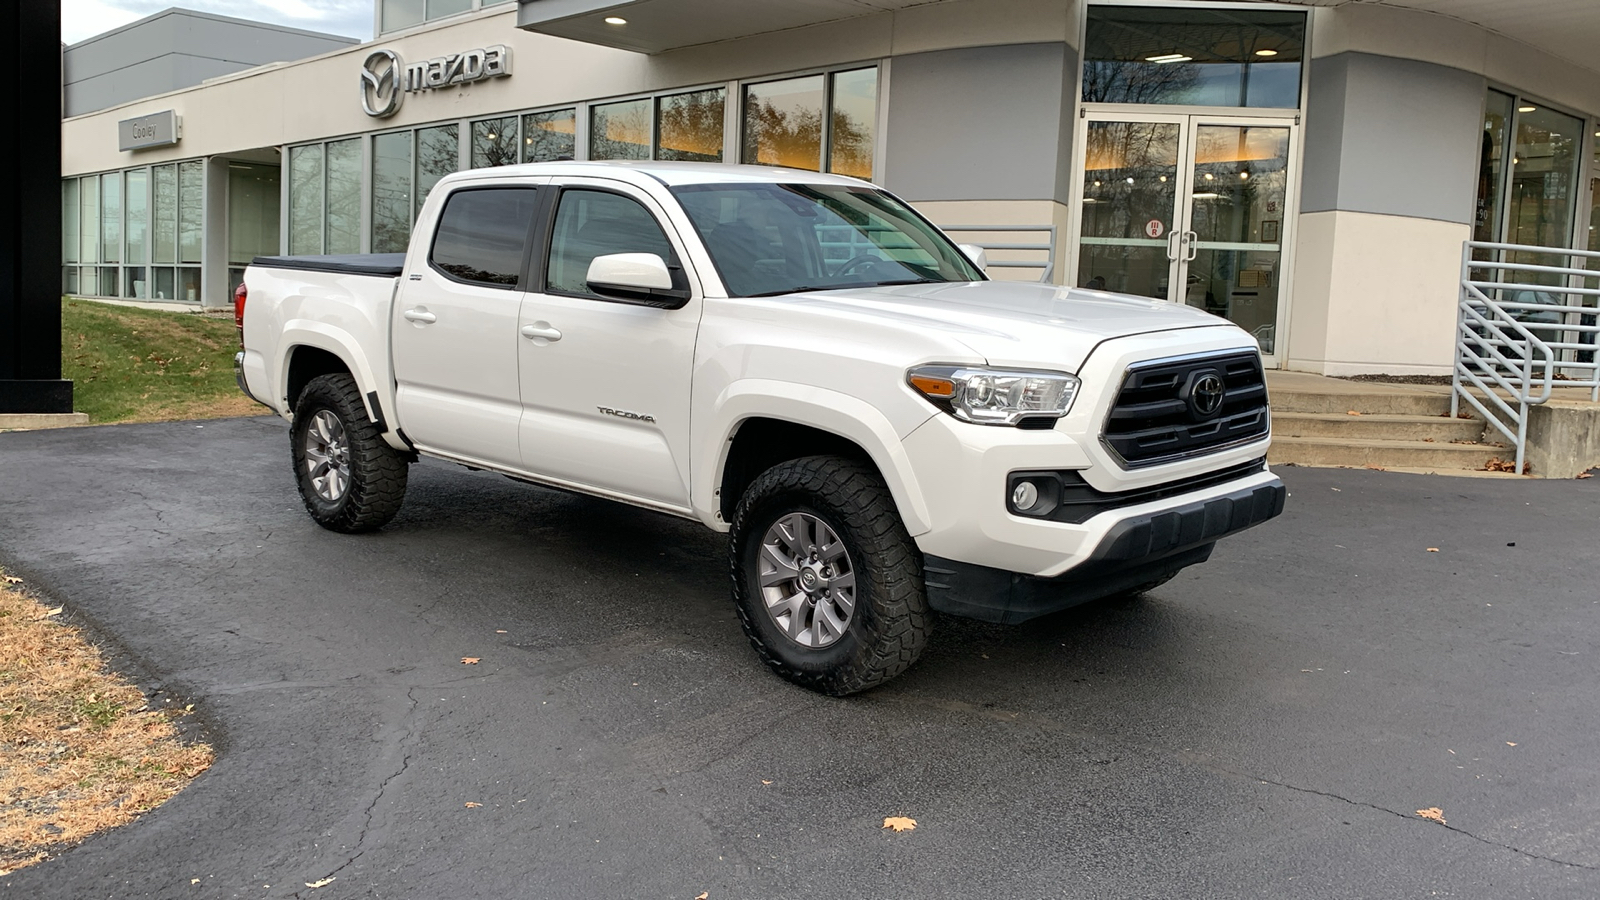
[729,456,931,695]
[290,373,408,533]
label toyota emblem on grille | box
[1187,371,1226,419]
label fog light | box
[1011,480,1040,511]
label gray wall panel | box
[884,43,1070,202]
[1300,52,1485,225]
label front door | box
[1075,113,1295,357]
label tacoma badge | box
[597,406,655,424]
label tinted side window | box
[430,188,540,287]
[547,190,673,295]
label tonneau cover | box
[250,254,406,277]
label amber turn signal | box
[909,375,956,398]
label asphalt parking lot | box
[2,416,1598,899]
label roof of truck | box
[439,160,872,189]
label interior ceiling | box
[520,0,1600,69]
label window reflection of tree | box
[415,124,460,217]
[658,90,725,162]
[592,102,651,160]
[472,117,520,169]
[522,110,576,162]
[829,108,872,179]
[743,94,822,170]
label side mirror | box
[586,253,689,308]
[957,243,989,271]
[588,253,673,291]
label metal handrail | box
[1453,240,1588,473]
[937,224,1057,283]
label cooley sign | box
[117,110,182,151]
[360,46,512,118]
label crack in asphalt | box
[291,686,422,899]
[1248,775,1599,871]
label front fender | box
[694,379,935,536]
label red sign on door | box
[1145,219,1165,239]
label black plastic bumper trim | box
[924,476,1286,624]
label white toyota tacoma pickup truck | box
[237,161,1284,695]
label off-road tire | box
[729,456,931,695]
[290,373,408,533]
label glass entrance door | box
[1077,114,1294,356]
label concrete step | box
[1268,388,1455,417]
[1269,435,1511,471]
[1273,411,1485,442]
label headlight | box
[907,365,1080,425]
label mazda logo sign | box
[361,49,403,118]
[1188,371,1226,419]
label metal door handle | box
[520,324,562,342]
[1183,230,1198,262]
[403,308,436,324]
[1166,231,1181,261]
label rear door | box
[391,183,543,468]
[516,179,703,510]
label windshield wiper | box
[871,278,946,287]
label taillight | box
[234,281,248,344]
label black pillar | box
[0,0,71,414]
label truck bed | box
[250,254,406,278]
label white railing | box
[937,225,1057,283]
[1453,240,1600,472]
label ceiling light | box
[1519,105,1536,113]
[604,16,627,25]
[1125,177,1134,184]
[1146,53,1192,64]
[1192,192,1222,200]
[1240,171,1250,180]
[1255,49,1279,57]
[1159,175,1168,183]
[486,132,497,140]
[1204,172,1214,181]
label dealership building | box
[59,0,1600,376]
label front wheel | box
[290,373,408,533]
[729,456,931,695]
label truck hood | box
[771,280,1243,371]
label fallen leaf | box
[1579,472,1594,480]
[3,575,21,584]
[461,657,481,665]
[496,629,508,634]
[464,802,482,808]
[696,893,709,900]
[882,816,917,832]
[761,780,772,785]
[1346,410,1362,416]
[1416,807,1446,825]
[1426,548,1440,553]
[1507,742,1517,747]
[191,879,200,885]
[305,877,337,889]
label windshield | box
[669,183,985,297]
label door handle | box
[520,324,562,342]
[1183,230,1198,262]
[1166,230,1181,262]
[403,308,436,324]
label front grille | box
[1103,351,1269,467]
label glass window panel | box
[416,124,460,216]
[62,179,79,264]
[1475,90,1515,246]
[178,266,202,303]
[430,188,540,286]
[382,0,423,32]
[80,174,100,264]
[1502,103,1584,290]
[79,266,97,296]
[591,99,651,161]
[656,88,725,162]
[1589,131,1600,255]
[100,172,122,264]
[1077,120,1181,299]
[178,160,203,264]
[426,0,471,21]
[828,68,877,180]
[152,266,176,301]
[742,76,824,171]
[228,162,281,265]
[1082,7,1306,108]
[126,169,149,264]
[63,266,78,294]
[125,267,147,299]
[546,190,673,295]
[325,139,362,255]
[373,132,414,253]
[288,144,325,255]
[99,266,120,297]
[522,109,576,162]
[154,165,177,264]
[472,116,520,168]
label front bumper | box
[923,476,1286,624]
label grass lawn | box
[61,298,264,424]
